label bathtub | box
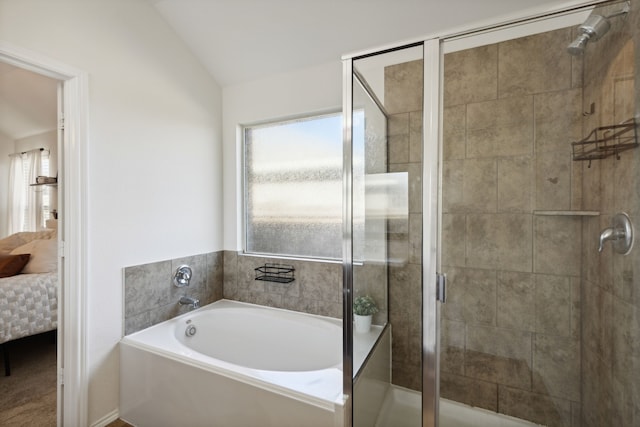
[120,300,346,427]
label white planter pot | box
[354,314,372,333]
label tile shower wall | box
[441,28,585,426]
[385,59,424,391]
[580,2,639,426]
[222,251,343,319]
[124,252,223,335]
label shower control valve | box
[173,265,192,288]
[598,212,633,255]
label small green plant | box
[353,295,379,316]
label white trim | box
[442,7,592,53]
[89,409,119,427]
[0,41,88,427]
[341,0,607,60]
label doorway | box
[0,60,59,426]
[0,43,88,426]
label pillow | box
[0,230,56,256]
[0,254,31,278]
[10,239,57,274]
[0,233,29,256]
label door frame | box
[422,37,441,427]
[0,41,88,427]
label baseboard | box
[90,408,119,427]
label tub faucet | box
[178,296,200,309]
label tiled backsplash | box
[123,250,343,335]
[223,251,342,319]
[123,252,223,335]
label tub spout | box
[178,296,200,309]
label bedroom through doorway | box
[0,59,62,426]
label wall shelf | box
[572,118,637,162]
[533,210,600,216]
[254,263,295,283]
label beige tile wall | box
[580,1,640,426]
[384,59,424,391]
[441,27,584,426]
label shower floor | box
[375,386,543,427]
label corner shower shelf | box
[254,263,295,283]
[572,118,638,162]
[534,210,600,216]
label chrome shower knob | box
[173,265,193,287]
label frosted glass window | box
[244,113,343,259]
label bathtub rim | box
[120,299,347,411]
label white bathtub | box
[120,300,346,427]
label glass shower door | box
[438,2,639,426]
[344,44,428,427]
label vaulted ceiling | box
[0,0,586,140]
[151,0,584,87]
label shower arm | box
[605,1,630,19]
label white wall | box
[0,0,223,424]
[222,60,343,250]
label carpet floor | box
[0,331,57,427]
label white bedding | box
[0,272,58,344]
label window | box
[243,112,343,259]
[8,149,52,234]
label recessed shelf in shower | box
[571,118,638,163]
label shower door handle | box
[436,273,447,303]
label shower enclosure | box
[343,44,434,426]
[343,1,640,426]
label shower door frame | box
[341,39,441,427]
[341,2,612,427]
[430,0,615,427]
[422,38,441,427]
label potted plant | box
[353,295,378,333]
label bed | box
[0,229,58,375]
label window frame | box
[241,110,343,261]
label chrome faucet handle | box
[598,213,634,255]
[173,265,192,288]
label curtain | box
[7,150,44,235]
[7,154,25,235]
[24,150,43,231]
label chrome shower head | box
[567,14,611,55]
[567,2,630,55]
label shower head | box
[567,14,611,55]
[567,2,630,56]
